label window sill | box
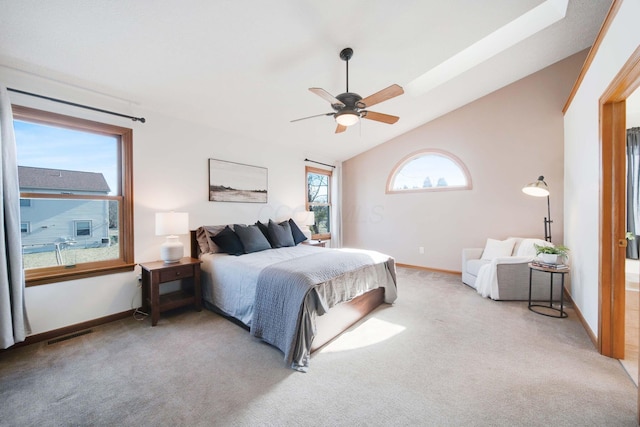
[312,234,331,241]
[26,262,136,287]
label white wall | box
[628,88,640,127]
[1,68,311,335]
[342,51,587,272]
[564,0,640,337]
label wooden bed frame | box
[190,230,385,352]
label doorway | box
[599,47,640,417]
[599,46,640,360]
[620,89,640,384]
[622,258,639,385]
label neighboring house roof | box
[18,166,111,193]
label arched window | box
[387,149,472,193]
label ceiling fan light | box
[335,111,359,127]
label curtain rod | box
[7,88,146,123]
[304,158,335,168]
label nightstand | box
[140,257,202,326]
[302,240,326,247]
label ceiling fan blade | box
[360,84,404,108]
[335,124,347,133]
[291,112,334,123]
[362,111,399,124]
[309,88,345,106]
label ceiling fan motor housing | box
[333,92,364,112]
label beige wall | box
[342,50,588,272]
[564,0,640,337]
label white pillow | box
[515,238,552,257]
[481,238,516,260]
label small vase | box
[539,253,558,264]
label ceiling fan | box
[291,47,404,133]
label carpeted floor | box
[0,267,637,426]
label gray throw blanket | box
[250,249,397,371]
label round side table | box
[528,263,569,318]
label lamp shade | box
[302,211,316,226]
[155,212,189,263]
[155,212,189,236]
[522,176,549,197]
[335,111,359,127]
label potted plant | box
[534,243,569,264]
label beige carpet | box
[0,267,637,426]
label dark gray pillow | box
[255,221,274,246]
[211,225,244,256]
[288,219,308,245]
[234,224,272,253]
[267,219,295,248]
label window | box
[306,166,332,239]
[13,106,134,286]
[74,220,93,237]
[387,149,472,193]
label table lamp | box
[301,210,316,239]
[155,212,189,263]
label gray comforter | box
[250,248,397,371]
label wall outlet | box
[419,246,424,254]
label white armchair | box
[462,237,564,301]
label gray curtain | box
[627,127,640,259]
[0,86,30,349]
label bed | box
[191,223,397,371]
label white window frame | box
[74,220,93,237]
[386,149,472,194]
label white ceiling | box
[0,0,612,162]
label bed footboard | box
[311,287,385,352]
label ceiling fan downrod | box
[340,47,353,93]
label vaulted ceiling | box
[0,0,612,162]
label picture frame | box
[208,159,268,203]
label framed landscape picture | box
[208,159,268,203]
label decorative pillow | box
[515,238,552,257]
[195,226,212,254]
[267,219,295,248]
[234,224,272,253]
[288,218,308,245]
[195,225,228,254]
[480,238,516,260]
[211,225,244,256]
[255,221,274,246]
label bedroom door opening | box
[598,44,640,422]
[620,87,640,385]
[622,258,639,385]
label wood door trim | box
[599,100,626,358]
[599,45,640,359]
[563,0,623,113]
